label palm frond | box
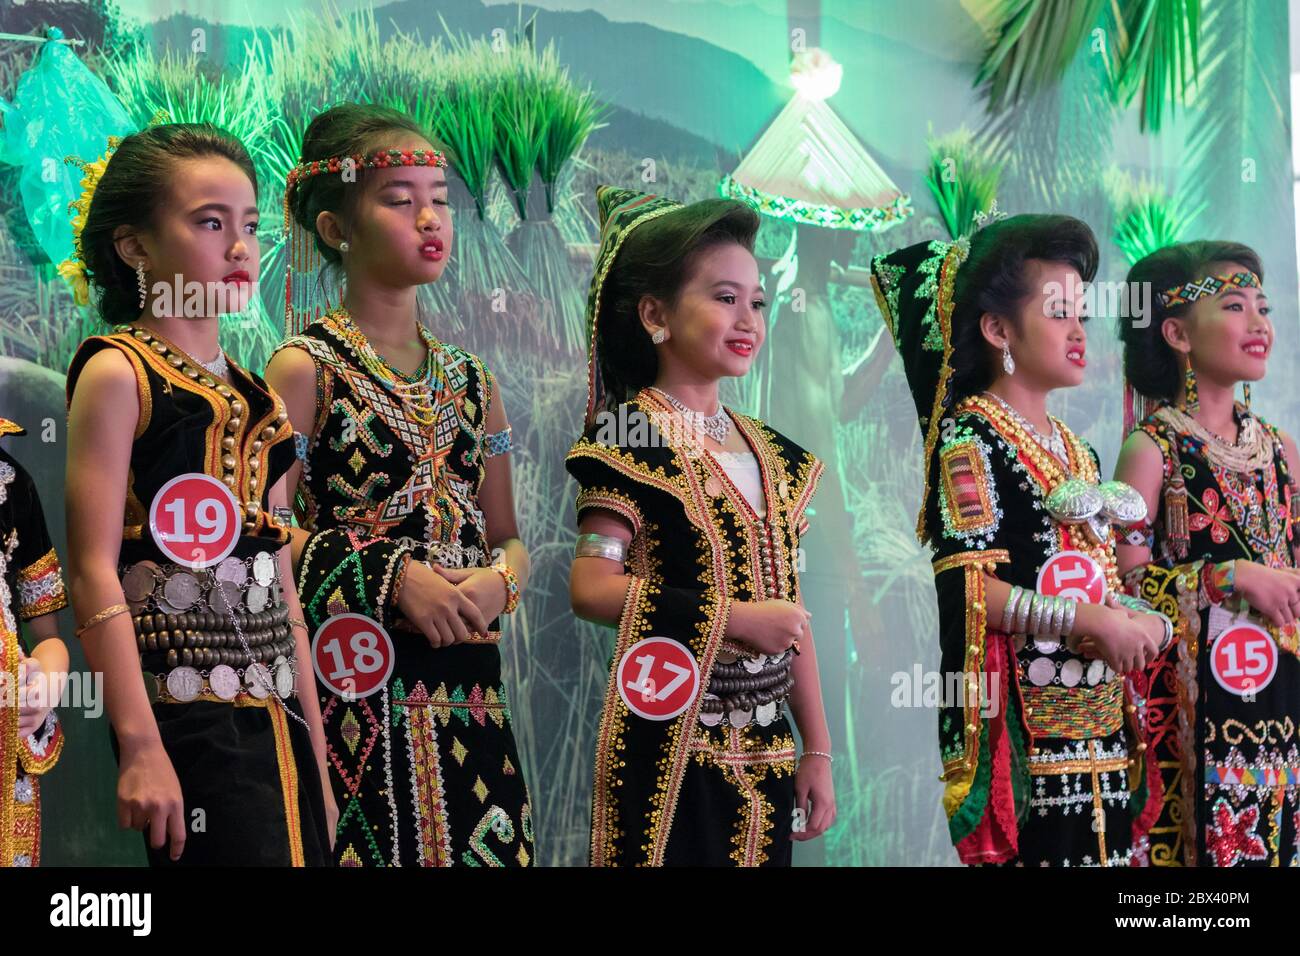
[974,0,1106,114]
[1113,0,1202,131]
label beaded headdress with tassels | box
[281,147,447,335]
[581,185,683,428]
[868,203,1006,545]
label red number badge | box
[616,637,700,721]
[1037,550,1107,604]
[149,473,240,568]
[1211,622,1278,697]
[312,613,396,700]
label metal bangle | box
[1014,588,1032,633]
[1045,598,1066,634]
[1062,598,1078,636]
[575,533,627,563]
[1028,592,1047,636]
[1001,585,1023,633]
[800,750,833,763]
[75,603,130,638]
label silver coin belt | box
[121,555,301,709]
[699,649,794,730]
[120,552,283,616]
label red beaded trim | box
[285,147,448,188]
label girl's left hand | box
[434,566,506,633]
[792,755,836,841]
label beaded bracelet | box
[484,426,513,459]
[75,603,130,638]
[800,750,833,763]
[492,562,520,614]
[1200,560,1236,607]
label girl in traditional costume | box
[0,423,69,867]
[871,213,1169,865]
[1114,241,1300,866]
[265,103,534,867]
[566,188,836,866]
[65,124,334,865]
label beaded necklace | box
[981,391,1070,473]
[966,394,1120,591]
[325,307,444,427]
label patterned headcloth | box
[869,238,971,544]
[583,185,683,426]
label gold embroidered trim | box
[931,549,1010,575]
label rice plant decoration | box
[924,128,1002,240]
[531,45,607,216]
[1104,167,1204,265]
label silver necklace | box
[650,387,731,444]
[197,350,229,379]
[982,391,1069,468]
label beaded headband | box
[1158,270,1261,308]
[282,147,448,333]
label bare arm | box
[479,377,529,589]
[67,347,186,858]
[262,346,314,568]
[1113,429,1164,577]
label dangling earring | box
[1243,382,1251,410]
[136,261,147,309]
[1001,344,1014,375]
[1182,364,1199,412]
[651,328,667,345]
[338,241,350,253]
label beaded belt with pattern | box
[699,647,794,730]
[1021,679,1124,740]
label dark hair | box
[596,198,760,412]
[80,123,258,326]
[290,103,446,267]
[1119,240,1264,402]
[947,213,1099,401]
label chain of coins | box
[121,553,281,616]
[699,649,794,729]
[122,324,291,533]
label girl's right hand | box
[118,742,186,861]
[728,599,811,656]
[1231,560,1300,628]
[396,559,489,648]
[1076,601,1163,674]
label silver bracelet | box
[1015,589,1033,633]
[1001,585,1024,633]
[1051,596,1068,637]
[1029,592,1049,636]
[574,533,627,563]
[1062,597,1078,636]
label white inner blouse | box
[711,449,766,518]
